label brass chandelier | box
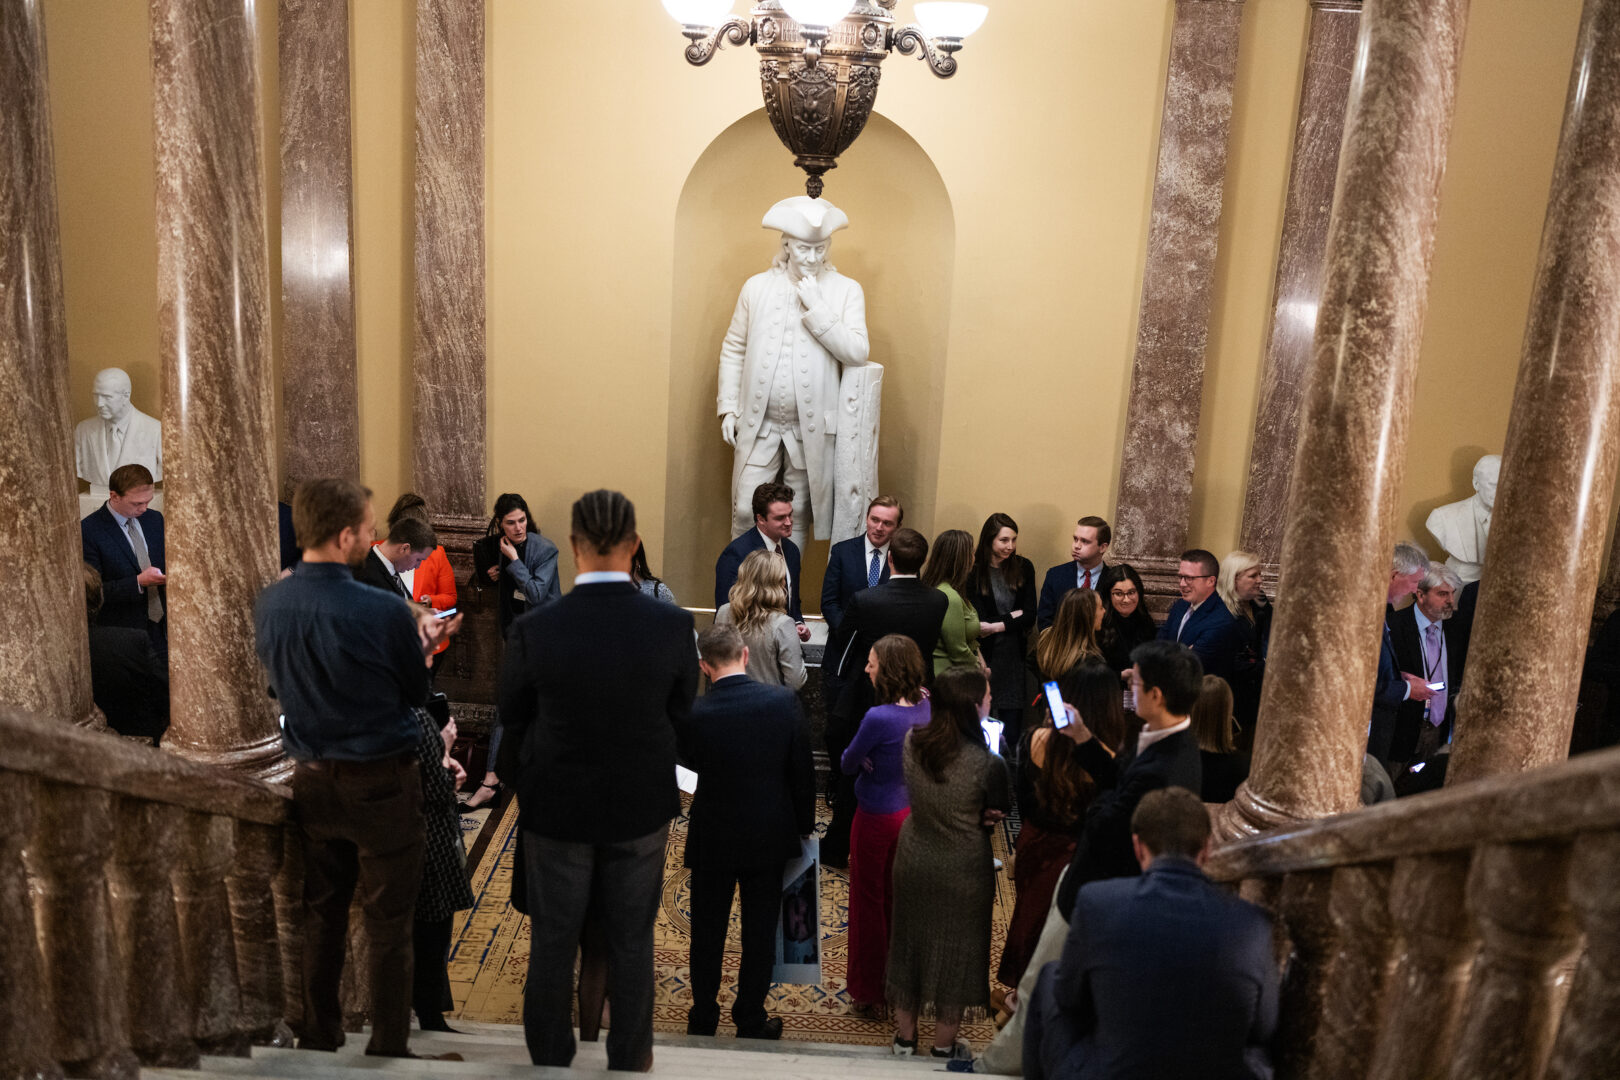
[662,1,989,197]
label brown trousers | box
[292,754,425,1056]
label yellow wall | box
[46,0,1590,595]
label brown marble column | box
[150,0,288,781]
[412,0,486,523]
[1449,0,1620,785]
[1112,0,1245,590]
[279,0,361,496]
[0,1,99,730]
[1217,0,1470,838]
[1239,1,1362,566]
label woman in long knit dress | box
[886,665,1011,1062]
[411,706,476,1031]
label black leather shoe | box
[737,1017,784,1040]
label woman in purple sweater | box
[840,634,931,1012]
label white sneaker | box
[930,1038,974,1062]
[992,857,1004,871]
[892,1037,918,1057]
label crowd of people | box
[73,466,1588,1077]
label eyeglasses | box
[1176,574,1214,583]
[1111,589,1138,600]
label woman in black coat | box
[968,513,1038,752]
[1097,563,1156,674]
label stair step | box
[414,1026,941,1064]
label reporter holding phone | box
[996,663,1126,991]
[969,514,1037,751]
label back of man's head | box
[1131,639,1204,717]
[1131,786,1212,864]
[888,528,928,575]
[294,478,372,550]
[83,562,104,619]
[1392,541,1428,577]
[387,517,437,553]
[571,489,637,555]
[697,623,745,668]
[108,463,154,496]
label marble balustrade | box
[1206,745,1620,1080]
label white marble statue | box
[717,196,879,548]
[74,367,162,493]
[1425,453,1500,583]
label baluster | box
[273,824,305,1035]
[1450,842,1581,1080]
[341,903,372,1032]
[1309,863,1395,1080]
[1544,830,1620,1080]
[108,799,196,1067]
[1275,869,1337,1076]
[0,777,61,1079]
[174,811,247,1057]
[27,781,138,1078]
[228,820,292,1046]
[1368,852,1475,1079]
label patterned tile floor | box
[449,795,1019,1048]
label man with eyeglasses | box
[1154,549,1238,680]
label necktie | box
[1084,568,1094,590]
[126,518,164,623]
[868,549,881,588]
[1424,623,1447,726]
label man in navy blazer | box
[678,624,816,1041]
[1025,786,1277,1080]
[1369,542,1434,765]
[80,463,167,653]
[820,496,901,735]
[1155,549,1239,680]
[715,482,807,634]
[1037,517,1112,630]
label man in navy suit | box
[80,463,167,655]
[715,482,808,638]
[679,623,816,1041]
[1388,561,1462,769]
[1025,786,1277,1080]
[820,495,901,732]
[1370,542,1434,766]
[1155,549,1239,680]
[1037,516,1111,630]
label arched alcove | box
[661,110,955,612]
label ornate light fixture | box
[663,0,988,197]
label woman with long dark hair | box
[885,665,1011,1062]
[1098,563,1156,674]
[968,513,1037,752]
[1033,587,1105,684]
[921,529,981,675]
[838,634,931,1011]
[630,541,677,604]
[995,662,1127,989]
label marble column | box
[1217,0,1470,839]
[1449,0,1620,785]
[279,0,361,496]
[1112,0,1245,589]
[150,0,288,781]
[413,0,486,524]
[1238,1,1362,566]
[0,1,99,730]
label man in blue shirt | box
[254,478,459,1059]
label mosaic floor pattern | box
[449,795,1018,1048]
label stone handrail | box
[0,706,300,1077]
[1206,745,1620,1080]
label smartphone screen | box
[435,607,458,619]
[1043,681,1070,729]
[981,718,1004,755]
[1427,681,1445,692]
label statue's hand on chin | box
[795,275,822,312]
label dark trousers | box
[520,824,669,1071]
[292,755,425,1056]
[1023,961,1082,1080]
[686,863,784,1034]
[821,687,858,867]
[411,916,454,1023]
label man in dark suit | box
[1369,542,1433,765]
[1055,639,1203,918]
[679,624,816,1041]
[498,490,700,1073]
[81,463,167,655]
[820,527,946,867]
[1155,549,1239,680]
[715,481,808,637]
[354,517,437,600]
[820,495,901,753]
[82,562,169,745]
[1388,561,1463,770]
[1037,516,1111,630]
[1025,787,1277,1080]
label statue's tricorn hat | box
[762,196,849,243]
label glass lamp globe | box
[914,2,989,39]
[780,0,858,28]
[661,0,735,26]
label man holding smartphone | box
[1388,561,1463,770]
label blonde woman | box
[1218,550,1270,746]
[715,549,807,689]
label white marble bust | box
[1425,454,1500,583]
[717,196,881,547]
[74,367,162,492]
